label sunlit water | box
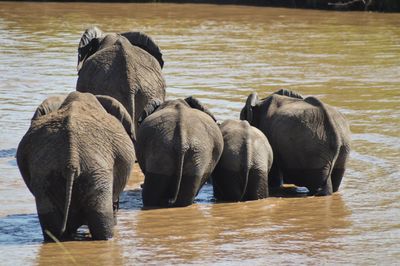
[0,2,399,265]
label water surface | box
[0,2,399,265]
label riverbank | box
[3,0,399,12]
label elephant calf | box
[136,97,224,208]
[212,120,273,202]
[17,92,135,241]
[241,89,351,196]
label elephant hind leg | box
[83,175,114,240]
[86,210,114,240]
[243,168,269,201]
[38,211,63,242]
[314,175,333,196]
[212,168,243,202]
[331,146,349,193]
[282,167,333,196]
[268,161,283,188]
[142,172,170,208]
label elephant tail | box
[239,125,251,201]
[60,166,76,236]
[169,150,185,206]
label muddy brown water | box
[0,2,399,265]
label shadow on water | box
[0,213,42,245]
[119,188,143,211]
[0,148,16,158]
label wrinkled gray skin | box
[136,97,224,208]
[212,120,273,202]
[17,92,135,241]
[76,26,166,135]
[240,89,351,196]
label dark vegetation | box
[9,0,400,12]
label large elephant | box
[240,89,351,196]
[76,26,166,134]
[212,119,273,202]
[17,92,135,241]
[136,97,224,208]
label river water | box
[0,2,399,265]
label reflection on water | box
[0,2,399,265]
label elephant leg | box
[173,174,202,207]
[35,192,67,242]
[296,166,333,196]
[314,175,333,196]
[212,169,243,202]
[244,169,269,201]
[86,210,114,240]
[331,146,349,192]
[269,162,292,197]
[64,209,83,238]
[38,211,63,242]
[84,175,114,240]
[142,172,170,208]
[173,169,209,207]
[268,161,283,188]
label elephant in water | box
[136,97,224,208]
[17,92,135,241]
[212,119,273,202]
[240,89,351,196]
[76,26,166,135]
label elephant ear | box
[77,26,104,72]
[184,96,217,122]
[96,95,136,142]
[138,99,163,125]
[120,31,164,69]
[273,89,303,99]
[31,95,67,122]
[240,92,259,124]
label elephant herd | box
[16,27,351,241]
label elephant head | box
[240,92,259,126]
[137,99,163,125]
[31,95,68,122]
[184,96,217,122]
[77,26,104,72]
[95,95,136,143]
[120,31,164,68]
[77,26,164,72]
[240,89,303,127]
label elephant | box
[76,26,166,135]
[240,89,351,196]
[135,97,224,208]
[16,91,135,241]
[212,119,273,202]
